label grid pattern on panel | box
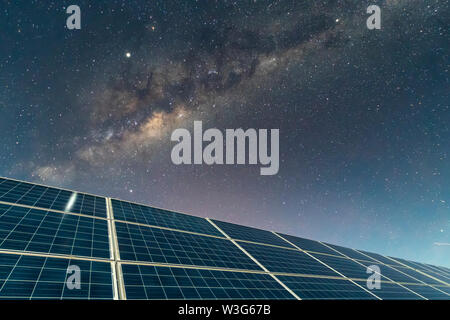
[401,284,450,300]
[422,265,450,279]
[0,204,110,258]
[239,242,337,276]
[403,262,450,284]
[278,234,343,256]
[308,253,384,281]
[115,222,261,271]
[121,264,295,300]
[323,243,379,263]
[0,253,113,299]
[212,220,293,248]
[0,178,107,218]
[357,250,404,267]
[390,258,450,284]
[352,281,422,300]
[276,275,376,300]
[111,199,221,236]
[389,266,444,286]
[348,258,428,284]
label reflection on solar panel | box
[211,220,293,248]
[0,253,113,299]
[111,199,221,236]
[276,276,376,300]
[0,204,110,259]
[0,177,449,300]
[115,222,261,270]
[0,178,106,218]
[121,264,294,300]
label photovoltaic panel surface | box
[357,250,405,267]
[0,253,113,299]
[307,253,383,281]
[0,178,107,218]
[111,199,221,236]
[0,204,110,259]
[276,275,376,300]
[401,262,450,284]
[346,257,433,285]
[277,233,344,256]
[211,219,294,248]
[401,284,450,300]
[115,222,261,270]
[323,243,379,263]
[239,242,337,276]
[388,265,444,286]
[121,264,295,300]
[352,281,422,300]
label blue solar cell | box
[388,258,450,284]
[0,178,107,218]
[115,222,261,271]
[400,284,450,300]
[323,243,379,263]
[0,204,110,259]
[111,199,221,236]
[276,275,376,300]
[357,250,405,267]
[239,242,337,276]
[352,281,423,300]
[0,253,113,299]
[121,264,295,300]
[277,233,344,256]
[212,220,294,248]
[385,264,445,286]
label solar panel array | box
[0,177,449,300]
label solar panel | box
[400,284,450,300]
[389,258,450,283]
[0,253,114,299]
[276,275,376,300]
[0,178,107,218]
[323,243,379,263]
[238,242,337,276]
[278,233,344,256]
[115,222,261,271]
[211,220,294,248]
[0,203,110,259]
[0,177,448,300]
[111,199,221,237]
[401,261,450,284]
[352,281,423,300]
[387,265,445,286]
[121,264,295,300]
[307,253,385,281]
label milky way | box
[0,0,449,266]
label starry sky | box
[0,0,449,267]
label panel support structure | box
[106,197,126,300]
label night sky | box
[1,0,449,267]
